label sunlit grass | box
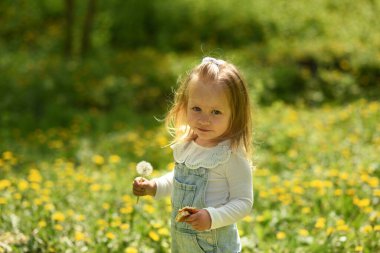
[1,100,379,252]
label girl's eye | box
[192,106,201,112]
[211,110,222,115]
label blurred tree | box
[64,0,74,57]
[81,0,96,57]
[63,0,97,58]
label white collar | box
[171,140,231,169]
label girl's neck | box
[193,137,228,148]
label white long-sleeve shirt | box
[153,140,253,229]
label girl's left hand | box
[185,209,211,231]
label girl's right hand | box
[132,177,157,197]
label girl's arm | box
[152,171,174,199]
[205,154,253,229]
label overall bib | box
[170,162,241,253]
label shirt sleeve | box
[152,171,174,199]
[205,154,253,229]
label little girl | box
[133,57,253,252]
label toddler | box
[133,57,253,252]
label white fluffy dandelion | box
[136,161,153,177]
[136,161,153,204]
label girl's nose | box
[198,115,210,125]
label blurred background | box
[1,0,378,132]
[0,0,379,252]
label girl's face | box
[186,77,231,147]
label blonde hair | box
[165,57,253,157]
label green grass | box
[0,100,379,252]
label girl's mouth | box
[197,128,211,132]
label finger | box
[133,187,146,195]
[133,177,143,183]
[186,213,199,222]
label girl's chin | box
[194,137,218,147]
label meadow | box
[0,99,379,253]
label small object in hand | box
[175,206,199,222]
[135,161,153,204]
[136,161,153,177]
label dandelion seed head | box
[136,161,153,177]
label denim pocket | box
[172,178,196,210]
[172,230,214,253]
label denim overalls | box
[170,162,241,253]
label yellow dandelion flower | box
[102,203,110,210]
[122,194,132,203]
[34,198,43,206]
[259,191,269,198]
[30,182,41,191]
[335,220,349,232]
[368,177,378,188]
[276,231,286,240]
[38,220,47,228]
[75,214,86,222]
[326,227,334,236]
[54,224,63,231]
[156,135,167,147]
[90,184,101,192]
[158,227,170,236]
[18,180,29,191]
[97,219,107,230]
[298,229,309,237]
[97,219,107,226]
[336,219,345,226]
[75,231,86,241]
[292,186,304,194]
[111,219,121,228]
[328,169,339,177]
[120,206,133,214]
[149,231,159,241]
[353,198,370,208]
[13,193,22,200]
[66,209,75,217]
[120,223,130,231]
[238,228,245,237]
[270,175,280,183]
[28,169,42,183]
[242,216,254,223]
[125,247,138,253]
[152,222,162,229]
[168,162,175,171]
[52,212,65,222]
[374,225,380,231]
[2,151,13,160]
[106,232,116,240]
[44,203,55,211]
[336,224,349,232]
[143,204,155,214]
[255,215,266,222]
[0,179,11,190]
[0,197,7,205]
[92,155,105,165]
[334,189,343,196]
[355,245,363,252]
[302,207,311,214]
[361,225,373,233]
[374,189,380,197]
[109,155,121,164]
[315,218,326,229]
[346,189,355,196]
